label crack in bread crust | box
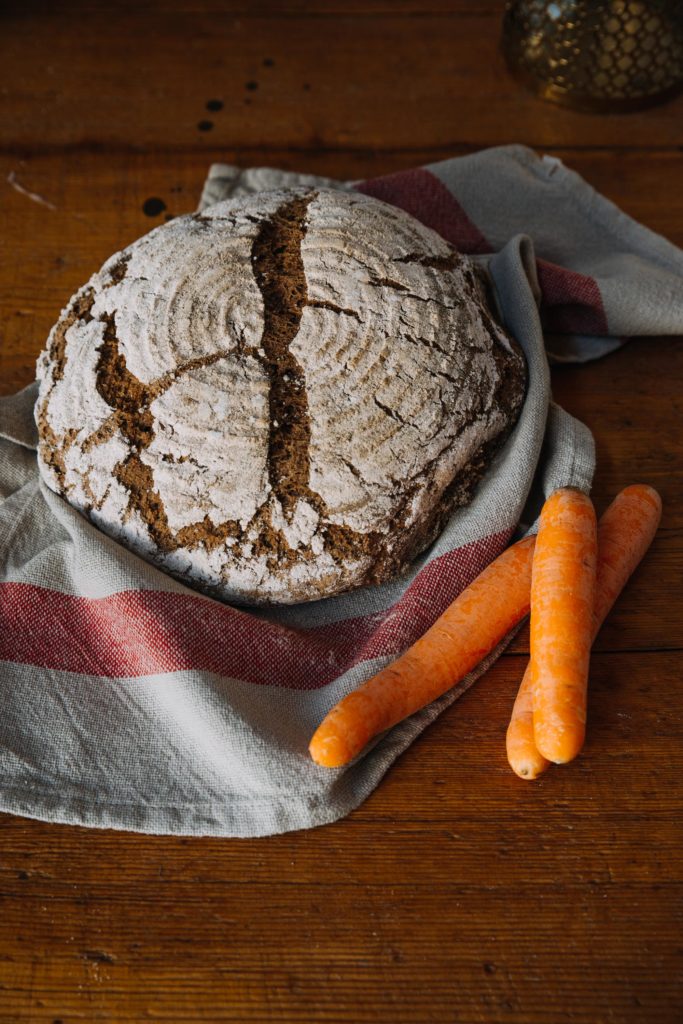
[91,315,242,553]
[250,191,382,570]
[251,193,315,514]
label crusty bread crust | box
[36,188,526,605]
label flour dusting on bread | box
[36,188,526,604]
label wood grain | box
[0,653,681,1023]
[2,3,683,153]
[1,2,682,1022]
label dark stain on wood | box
[142,196,166,217]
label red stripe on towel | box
[356,168,490,254]
[536,258,609,336]
[0,531,510,687]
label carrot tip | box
[309,731,351,768]
[510,760,549,781]
[534,738,584,765]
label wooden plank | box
[2,7,682,152]
[0,891,679,1023]
[0,650,680,1022]
[354,650,683,818]
[1,812,682,891]
[551,341,683,530]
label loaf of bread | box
[35,187,526,604]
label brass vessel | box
[502,0,683,112]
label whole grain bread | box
[35,187,526,604]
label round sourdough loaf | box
[35,187,526,604]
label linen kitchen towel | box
[0,145,681,836]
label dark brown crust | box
[251,193,314,513]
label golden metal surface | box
[502,0,683,112]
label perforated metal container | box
[502,0,683,112]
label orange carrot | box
[591,484,662,633]
[505,663,548,780]
[530,488,597,765]
[508,483,662,779]
[309,535,536,768]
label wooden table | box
[1,3,682,1021]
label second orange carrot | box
[530,487,597,765]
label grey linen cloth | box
[0,145,681,836]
